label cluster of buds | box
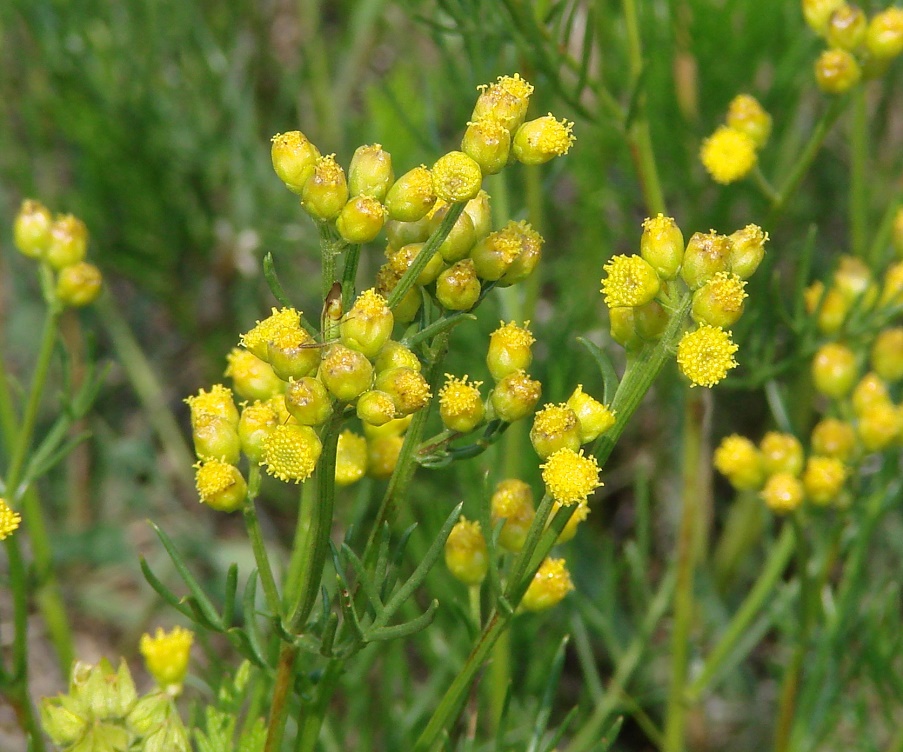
[13,200,103,308]
[803,1,903,92]
[700,94,772,185]
[601,216,768,388]
[41,627,193,752]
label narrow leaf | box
[364,600,438,642]
[577,337,619,404]
[139,557,194,620]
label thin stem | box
[284,480,316,610]
[751,166,780,205]
[295,658,343,752]
[341,243,362,310]
[468,584,482,629]
[242,467,282,619]
[264,643,299,752]
[849,86,868,259]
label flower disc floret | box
[139,626,194,690]
[261,424,323,483]
[194,458,246,512]
[431,151,483,203]
[700,126,757,184]
[676,326,739,387]
[512,114,576,165]
[601,255,661,308]
[439,375,483,418]
[185,384,239,426]
[541,448,602,505]
[0,498,22,540]
[241,308,304,360]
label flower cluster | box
[803,1,903,92]
[700,94,771,184]
[13,200,104,308]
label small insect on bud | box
[802,455,848,505]
[691,272,748,328]
[490,370,542,422]
[681,231,732,289]
[600,255,661,307]
[857,403,900,452]
[335,430,368,486]
[375,367,431,415]
[728,224,768,280]
[192,413,242,465]
[195,458,247,512]
[348,143,394,201]
[802,0,845,35]
[367,433,405,479]
[512,114,576,165]
[336,195,387,244]
[714,434,765,491]
[811,342,858,399]
[388,242,446,286]
[486,321,535,381]
[47,214,88,270]
[471,73,534,134]
[431,151,483,204]
[56,262,103,308]
[810,418,856,461]
[238,400,278,463]
[301,154,349,222]
[725,94,772,149]
[490,479,536,553]
[385,165,437,222]
[464,190,493,240]
[865,7,903,60]
[640,214,684,281]
[430,203,477,263]
[445,517,488,586]
[760,431,805,477]
[530,403,582,459]
[271,131,321,194]
[436,259,481,311]
[357,389,398,427]
[826,4,867,52]
[700,126,757,185]
[341,289,394,359]
[521,558,574,612]
[871,327,903,382]
[284,376,333,426]
[566,385,616,443]
[461,117,511,175]
[815,48,861,94]
[319,345,374,402]
[225,348,284,402]
[760,472,805,514]
[14,199,53,258]
[261,423,323,483]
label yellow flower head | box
[445,517,488,585]
[810,418,856,461]
[700,126,757,184]
[512,114,576,165]
[761,472,805,514]
[713,434,764,491]
[0,498,22,541]
[490,479,536,553]
[541,448,602,505]
[521,557,575,612]
[760,431,805,477]
[491,320,535,349]
[335,430,367,487]
[139,626,194,691]
[473,74,534,133]
[261,424,323,483]
[693,272,748,323]
[725,94,772,149]
[600,255,661,308]
[676,325,739,387]
[496,73,534,101]
[431,151,483,203]
[241,307,304,360]
[194,458,246,512]
[439,375,484,416]
[185,383,239,426]
[802,456,848,506]
[530,403,581,458]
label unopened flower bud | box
[827,4,867,51]
[725,94,772,149]
[470,222,525,281]
[487,321,534,381]
[761,472,804,514]
[692,272,747,328]
[348,143,394,200]
[490,370,541,422]
[700,126,757,184]
[490,479,535,553]
[192,413,241,464]
[512,114,576,165]
[266,334,322,383]
[436,259,481,310]
[471,73,534,133]
[374,340,421,373]
[851,372,891,416]
[866,7,903,59]
[385,166,436,222]
[714,434,765,491]
[341,289,394,358]
[566,385,616,443]
[388,242,445,285]
[811,342,858,399]
[815,48,861,94]
[461,117,511,175]
[336,195,387,244]
[760,431,805,477]
[318,344,373,402]
[810,417,856,461]
[728,224,768,279]
[386,217,431,250]
[375,367,431,415]
[521,558,574,612]
[225,348,284,401]
[803,0,845,34]
[609,306,642,350]
[301,155,349,222]
[195,458,247,512]
[857,403,899,451]
[445,517,488,585]
[335,430,367,486]
[139,626,193,691]
[802,455,847,505]
[356,389,398,426]
[428,203,476,263]
[601,254,661,306]
[552,500,590,545]
[498,221,544,286]
[47,214,88,269]
[56,262,103,307]
[14,199,53,258]
[871,327,903,382]
[681,231,732,289]
[367,433,404,478]
[530,403,582,458]
[640,214,684,280]
[238,400,278,462]
[463,190,492,240]
[271,131,320,193]
[634,299,669,340]
[804,281,850,334]
[285,376,333,425]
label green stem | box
[686,523,795,702]
[622,0,667,216]
[296,658,343,752]
[284,480,316,610]
[752,166,780,206]
[242,467,282,619]
[468,584,482,628]
[849,86,868,259]
[341,243,362,310]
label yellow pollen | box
[541,448,602,505]
[700,126,757,184]
[601,255,661,307]
[533,403,577,435]
[491,321,535,349]
[439,375,483,416]
[0,498,22,540]
[534,114,576,156]
[352,288,390,319]
[261,424,322,483]
[491,479,534,518]
[185,384,237,422]
[315,154,344,182]
[194,458,240,503]
[241,307,303,353]
[496,73,534,100]
[703,272,748,311]
[677,326,739,388]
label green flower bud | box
[490,369,542,422]
[47,214,88,270]
[640,214,684,280]
[285,376,333,425]
[384,165,436,222]
[192,413,241,464]
[388,242,445,285]
[376,264,423,323]
[238,400,278,462]
[530,404,582,458]
[430,203,477,263]
[374,340,421,373]
[811,417,856,461]
[56,262,103,307]
[336,194,387,244]
[826,4,867,51]
[634,299,669,340]
[498,221,543,286]
[386,216,432,248]
[815,48,861,94]
[490,479,535,552]
[367,433,405,479]
[301,154,349,222]
[760,432,805,477]
[266,333,322,382]
[375,367,431,415]
[444,517,488,585]
[471,220,538,282]
[681,230,732,289]
[812,342,858,399]
[609,306,641,349]
[512,114,576,165]
[225,348,284,401]
[521,558,574,612]
[341,289,394,358]
[319,344,373,401]
[271,131,321,194]
[356,389,398,426]
[725,94,772,149]
[41,694,87,745]
[728,224,768,279]
[857,403,899,451]
[436,259,481,310]
[461,117,511,175]
[851,372,891,417]
[871,327,903,382]
[14,199,53,258]
[431,150,483,203]
[195,458,247,512]
[866,7,903,59]
[463,190,492,240]
[348,143,394,200]
[487,321,534,381]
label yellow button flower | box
[541,448,602,505]
[676,325,739,387]
[700,126,757,184]
[0,498,22,540]
[713,434,765,491]
[261,424,323,483]
[439,374,485,433]
[600,255,661,308]
[521,558,574,612]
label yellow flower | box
[802,456,847,505]
[521,558,574,612]
[700,126,757,184]
[541,448,602,505]
[512,114,576,165]
[530,403,581,458]
[431,151,483,203]
[566,385,616,443]
[439,375,485,433]
[184,383,239,426]
[600,255,661,308]
[552,500,590,545]
[676,325,739,387]
[335,430,367,487]
[444,517,488,585]
[691,271,748,328]
[760,472,804,514]
[725,94,772,149]
[0,498,22,540]
[139,626,194,691]
[194,458,246,513]
[759,431,804,477]
[240,307,304,360]
[713,434,764,491]
[261,424,323,483]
